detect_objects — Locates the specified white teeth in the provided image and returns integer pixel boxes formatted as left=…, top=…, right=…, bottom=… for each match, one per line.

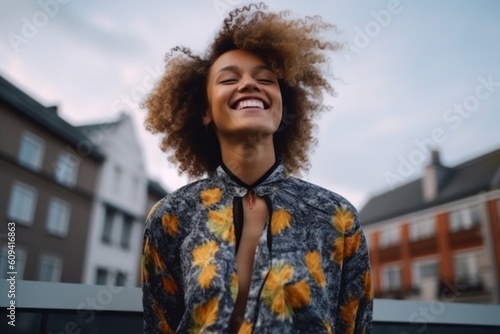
left=236, top=99, right=265, bottom=110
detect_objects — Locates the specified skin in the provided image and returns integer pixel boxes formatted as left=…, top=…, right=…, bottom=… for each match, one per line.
left=204, top=49, right=283, bottom=185
left=204, top=49, right=283, bottom=332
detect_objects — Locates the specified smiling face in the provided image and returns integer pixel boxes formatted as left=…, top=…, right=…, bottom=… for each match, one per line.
left=205, top=49, right=283, bottom=141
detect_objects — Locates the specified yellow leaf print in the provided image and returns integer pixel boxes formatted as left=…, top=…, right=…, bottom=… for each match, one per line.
left=190, top=297, right=219, bottom=334
left=270, top=289, right=287, bottom=316
left=261, top=261, right=311, bottom=320
left=324, top=321, right=333, bottom=334
left=162, top=276, right=177, bottom=295
left=144, top=242, right=166, bottom=272
left=332, top=206, right=354, bottom=235
left=200, top=188, right=223, bottom=207
left=285, top=279, right=310, bottom=308
left=340, top=296, right=360, bottom=334
left=162, top=213, right=179, bottom=237
left=153, top=301, right=174, bottom=334
left=208, top=206, right=235, bottom=244
left=344, top=231, right=361, bottom=259
left=192, top=241, right=219, bottom=289
left=363, top=270, right=373, bottom=300
left=305, top=251, right=326, bottom=287
left=238, top=320, right=253, bottom=334
left=331, top=231, right=361, bottom=264
left=230, top=272, right=239, bottom=302
left=271, top=208, right=292, bottom=235
left=192, top=241, right=219, bottom=267
left=198, top=264, right=217, bottom=289
left=331, top=237, right=344, bottom=265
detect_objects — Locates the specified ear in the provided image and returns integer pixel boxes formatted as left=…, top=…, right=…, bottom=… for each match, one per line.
left=202, top=110, right=212, bottom=125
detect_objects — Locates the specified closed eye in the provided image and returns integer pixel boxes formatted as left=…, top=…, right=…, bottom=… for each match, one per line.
left=219, top=79, right=238, bottom=84
left=257, top=79, right=275, bottom=84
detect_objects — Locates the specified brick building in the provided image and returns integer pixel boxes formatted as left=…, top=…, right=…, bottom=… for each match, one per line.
left=0, top=75, right=104, bottom=283
left=360, top=149, right=500, bottom=304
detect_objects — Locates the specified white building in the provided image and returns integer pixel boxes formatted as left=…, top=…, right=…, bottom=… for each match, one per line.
left=79, top=113, right=147, bottom=287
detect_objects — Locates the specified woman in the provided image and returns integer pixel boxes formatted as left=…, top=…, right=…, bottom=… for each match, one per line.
left=142, top=3, right=372, bottom=333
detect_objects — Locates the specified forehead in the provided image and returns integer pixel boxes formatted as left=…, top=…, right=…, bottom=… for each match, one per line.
left=209, top=49, right=270, bottom=75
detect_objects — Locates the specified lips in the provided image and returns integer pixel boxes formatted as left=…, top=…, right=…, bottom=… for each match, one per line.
left=230, top=97, right=270, bottom=110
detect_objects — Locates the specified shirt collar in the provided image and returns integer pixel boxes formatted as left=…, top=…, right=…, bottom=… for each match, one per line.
left=216, top=160, right=286, bottom=197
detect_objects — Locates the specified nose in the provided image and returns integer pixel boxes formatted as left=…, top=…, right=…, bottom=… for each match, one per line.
left=237, top=75, right=261, bottom=92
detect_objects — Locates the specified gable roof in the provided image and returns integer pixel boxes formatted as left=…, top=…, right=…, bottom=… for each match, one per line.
left=0, top=75, right=105, bottom=162
left=360, top=148, right=500, bottom=226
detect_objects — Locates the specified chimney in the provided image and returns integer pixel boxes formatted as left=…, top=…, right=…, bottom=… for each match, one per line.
left=47, top=105, right=58, bottom=116
left=423, top=150, right=450, bottom=202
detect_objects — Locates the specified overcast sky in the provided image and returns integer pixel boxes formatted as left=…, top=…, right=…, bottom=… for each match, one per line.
left=1, top=0, right=499, bottom=209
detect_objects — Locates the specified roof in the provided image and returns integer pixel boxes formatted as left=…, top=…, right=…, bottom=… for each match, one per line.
left=0, top=75, right=105, bottom=162
left=360, top=148, right=500, bottom=225
left=148, top=179, right=169, bottom=198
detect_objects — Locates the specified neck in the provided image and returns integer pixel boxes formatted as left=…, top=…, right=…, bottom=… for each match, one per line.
left=218, top=135, right=276, bottom=185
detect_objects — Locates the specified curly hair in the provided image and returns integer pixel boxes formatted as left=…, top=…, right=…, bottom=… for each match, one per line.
left=143, top=2, right=341, bottom=178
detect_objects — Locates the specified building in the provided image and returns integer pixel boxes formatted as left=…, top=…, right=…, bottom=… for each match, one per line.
left=0, top=75, right=104, bottom=283
left=360, top=149, right=500, bottom=304
left=78, top=113, right=150, bottom=287
left=1, top=76, right=169, bottom=288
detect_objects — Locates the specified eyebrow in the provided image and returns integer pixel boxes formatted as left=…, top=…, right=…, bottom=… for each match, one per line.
left=217, top=64, right=273, bottom=74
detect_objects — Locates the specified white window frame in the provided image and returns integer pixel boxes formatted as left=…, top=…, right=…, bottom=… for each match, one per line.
left=7, top=182, right=37, bottom=226
left=46, top=198, right=71, bottom=237
left=412, top=258, right=439, bottom=288
left=18, top=131, right=45, bottom=170
left=0, top=246, right=27, bottom=280
left=449, top=205, right=482, bottom=232
left=379, top=226, right=400, bottom=248
left=382, top=264, right=401, bottom=291
left=37, top=254, right=63, bottom=282
left=54, top=151, right=79, bottom=186
left=409, top=217, right=435, bottom=241
left=454, top=250, right=481, bottom=286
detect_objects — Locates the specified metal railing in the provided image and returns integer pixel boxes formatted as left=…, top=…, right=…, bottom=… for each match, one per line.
left=1, top=280, right=500, bottom=333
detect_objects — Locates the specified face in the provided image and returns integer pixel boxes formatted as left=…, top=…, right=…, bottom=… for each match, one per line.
left=205, top=49, right=282, bottom=140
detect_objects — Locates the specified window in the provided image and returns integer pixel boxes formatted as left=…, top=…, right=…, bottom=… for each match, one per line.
left=113, top=165, right=122, bottom=191
left=54, top=151, right=79, bottom=186
left=379, top=226, right=400, bottom=248
left=410, top=217, right=435, bottom=241
left=115, top=271, right=127, bottom=287
left=37, top=255, right=62, bottom=282
left=121, top=215, right=134, bottom=249
left=95, top=268, right=108, bottom=285
left=412, top=259, right=439, bottom=288
left=18, top=131, right=44, bottom=170
left=7, top=182, right=37, bottom=225
left=0, top=246, right=27, bottom=280
left=46, top=198, right=71, bottom=237
left=450, top=205, right=482, bottom=232
left=382, top=265, right=401, bottom=291
left=102, top=206, right=115, bottom=244
left=454, top=251, right=481, bottom=286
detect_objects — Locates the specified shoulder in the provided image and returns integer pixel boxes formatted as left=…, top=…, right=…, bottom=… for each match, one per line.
left=144, top=177, right=214, bottom=233
left=284, top=176, right=359, bottom=215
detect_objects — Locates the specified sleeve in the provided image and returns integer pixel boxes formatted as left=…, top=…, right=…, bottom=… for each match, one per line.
left=142, top=198, right=185, bottom=334
left=335, top=205, right=373, bottom=334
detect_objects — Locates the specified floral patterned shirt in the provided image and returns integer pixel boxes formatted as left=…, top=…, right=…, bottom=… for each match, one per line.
left=142, top=161, right=372, bottom=333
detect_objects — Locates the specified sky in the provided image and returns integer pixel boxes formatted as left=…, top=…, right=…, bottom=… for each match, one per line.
left=1, top=0, right=499, bottom=210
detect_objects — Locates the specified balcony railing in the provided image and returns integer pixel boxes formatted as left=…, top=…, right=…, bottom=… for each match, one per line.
left=1, top=280, right=499, bottom=333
